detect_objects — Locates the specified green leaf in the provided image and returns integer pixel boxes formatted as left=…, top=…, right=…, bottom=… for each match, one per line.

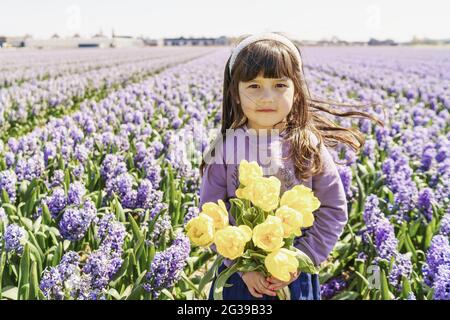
left=426, top=288, right=434, bottom=300
left=161, top=288, right=175, bottom=300
left=64, top=169, right=71, bottom=192
left=213, top=263, right=240, bottom=300
left=63, top=240, right=71, bottom=251
left=408, top=219, right=421, bottom=238
left=401, top=275, right=412, bottom=299
left=96, top=190, right=103, bottom=209
left=19, top=284, right=30, bottom=301
left=134, top=270, right=147, bottom=287
left=42, top=203, right=52, bottom=225
left=18, top=244, right=30, bottom=300
left=134, top=236, right=145, bottom=261
left=24, top=189, right=37, bottom=218
left=49, top=227, right=61, bottom=237
left=198, top=256, right=223, bottom=293
left=2, top=203, right=17, bottom=215
left=180, top=271, right=203, bottom=297
left=381, top=186, right=394, bottom=203
left=147, top=243, right=155, bottom=265
left=357, top=163, right=368, bottom=176
left=331, top=291, right=359, bottom=300
left=19, top=217, right=33, bottom=231
left=120, top=285, right=133, bottom=300
left=229, top=198, right=242, bottom=223
left=404, top=233, right=417, bottom=261
left=126, top=285, right=144, bottom=300
left=52, top=242, right=63, bottom=266
left=108, top=288, right=122, bottom=300
left=333, top=241, right=351, bottom=257
left=114, top=198, right=126, bottom=223
left=2, top=286, right=18, bottom=300
left=1, top=189, right=11, bottom=204
left=354, top=173, right=365, bottom=212
left=33, top=216, right=42, bottom=233
left=29, top=261, right=40, bottom=300
left=354, top=271, right=371, bottom=289
left=0, top=251, right=6, bottom=298
left=291, top=247, right=318, bottom=274
left=378, top=261, right=394, bottom=300
left=128, top=212, right=142, bottom=240
left=254, top=207, right=266, bottom=225
left=423, top=223, right=434, bottom=249
left=27, top=240, right=44, bottom=275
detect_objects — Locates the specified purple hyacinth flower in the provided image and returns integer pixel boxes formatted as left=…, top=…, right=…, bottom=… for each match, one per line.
left=4, top=224, right=26, bottom=254
left=59, top=199, right=97, bottom=241
left=68, top=181, right=87, bottom=206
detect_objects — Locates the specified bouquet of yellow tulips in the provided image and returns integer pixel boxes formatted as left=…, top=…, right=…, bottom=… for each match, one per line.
left=185, top=160, right=321, bottom=300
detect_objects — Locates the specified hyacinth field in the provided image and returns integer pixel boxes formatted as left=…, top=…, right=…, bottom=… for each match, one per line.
left=0, top=46, right=449, bottom=300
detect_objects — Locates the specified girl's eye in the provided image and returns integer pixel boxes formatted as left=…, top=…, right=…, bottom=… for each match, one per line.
left=248, top=84, right=259, bottom=89
left=276, top=84, right=287, bottom=88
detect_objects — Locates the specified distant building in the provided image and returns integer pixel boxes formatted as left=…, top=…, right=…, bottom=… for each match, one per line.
left=25, top=37, right=111, bottom=49
left=295, top=40, right=318, bottom=46
left=409, top=36, right=450, bottom=46
left=352, top=41, right=368, bottom=46
left=368, top=38, right=398, bottom=46
left=163, top=36, right=228, bottom=46
left=111, top=35, right=144, bottom=48
left=142, top=38, right=158, bottom=46
left=22, top=35, right=144, bottom=49
left=4, top=36, right=27, bottom=47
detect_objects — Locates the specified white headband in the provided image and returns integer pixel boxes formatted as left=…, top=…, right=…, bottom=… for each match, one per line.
left=229, top=32, right=302, bottom=76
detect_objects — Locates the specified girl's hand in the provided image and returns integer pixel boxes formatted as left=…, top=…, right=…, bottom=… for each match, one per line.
left=242, top=271, right=277, bottom=298
left=266, top=271, right=300, bottom=291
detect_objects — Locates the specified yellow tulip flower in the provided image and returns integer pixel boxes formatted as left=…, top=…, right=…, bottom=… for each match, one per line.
left=238, top=159, right=263, bottom=186
left=201, top=199, right=229, bottom=230
left=185, top=214, right=215, bottom=247
left=275, top=205, right=303, bottom=238
left=252, top=216, right=284, bottom=252
left=265, top=248, right=299, bottom=282
left=235, top=176, right=281, bottom=212
left=280, top=185, right=321, bottom=227
left=214, top=225, right=253, bottom=260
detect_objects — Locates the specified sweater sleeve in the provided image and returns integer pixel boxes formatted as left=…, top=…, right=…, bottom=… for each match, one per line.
left=199, top=163, right=243, bottom=277
left=199, top=163, right=228, bottom=207
left=294, top=142, right=349, bottom=266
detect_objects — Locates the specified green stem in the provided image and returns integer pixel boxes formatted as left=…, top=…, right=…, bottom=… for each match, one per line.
left=213, top=263, right=240, bottom=300
left=250, top=253, right=266, bottom=260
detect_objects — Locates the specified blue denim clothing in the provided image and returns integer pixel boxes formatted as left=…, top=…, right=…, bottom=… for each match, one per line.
left=208, top=263, right=321, bottom=300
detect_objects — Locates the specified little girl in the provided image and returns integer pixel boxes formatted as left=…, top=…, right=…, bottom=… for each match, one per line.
left=199, top=32, right=383, bottom=300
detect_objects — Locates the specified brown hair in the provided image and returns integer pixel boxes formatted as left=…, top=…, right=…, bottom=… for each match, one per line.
left=200, top=33, right=384, bottom=181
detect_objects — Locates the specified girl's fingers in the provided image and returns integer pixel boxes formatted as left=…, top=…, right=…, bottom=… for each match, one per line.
left=260, top=278, right=271, bottom=288
left=269, top=280, right=289, bottom=290
left=266, top=276, right=283, bottom=284
left=268, top=283, right=285, bottom=291
left=250, top=287, right=263, bottom=298
left=257, top=284, right=277, bottom=297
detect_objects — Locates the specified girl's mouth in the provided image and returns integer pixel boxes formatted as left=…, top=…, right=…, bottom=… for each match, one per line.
left=256, top=109, right=276, bottom=112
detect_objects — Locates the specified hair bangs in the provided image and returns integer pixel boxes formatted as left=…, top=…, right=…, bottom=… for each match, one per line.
left=233, top=41, right=298, bottom=83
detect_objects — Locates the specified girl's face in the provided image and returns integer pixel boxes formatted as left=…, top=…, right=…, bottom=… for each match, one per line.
left=238, top=72, right=295, bottom=131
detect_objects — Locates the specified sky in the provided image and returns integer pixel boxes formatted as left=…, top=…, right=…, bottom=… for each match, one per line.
left=0, top=0, right=449, bottom=42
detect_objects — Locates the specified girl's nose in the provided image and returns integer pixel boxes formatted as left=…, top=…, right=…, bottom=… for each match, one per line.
left=259, top=89, right=275, bottom=103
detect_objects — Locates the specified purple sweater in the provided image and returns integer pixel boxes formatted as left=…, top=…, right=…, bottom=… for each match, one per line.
left=199, top=124, right=348, bottom=271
